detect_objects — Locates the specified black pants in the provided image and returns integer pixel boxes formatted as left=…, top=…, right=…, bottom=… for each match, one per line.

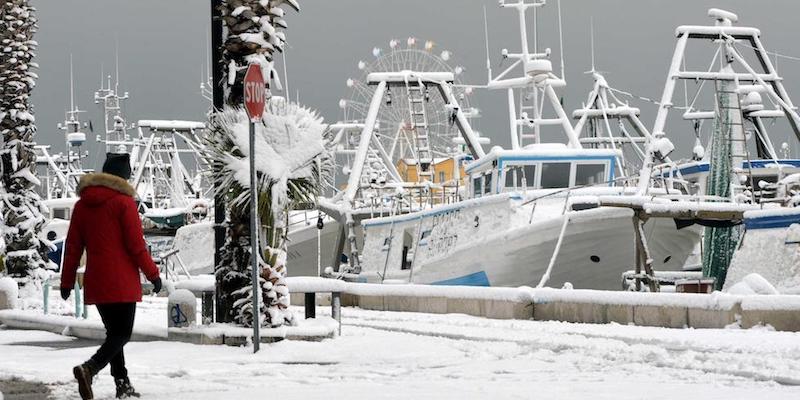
left=90, top=303, right=136, bottom=379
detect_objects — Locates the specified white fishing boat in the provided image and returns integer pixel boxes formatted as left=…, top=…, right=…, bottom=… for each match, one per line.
left=650, top=9, right=800, bottom=203
left=635, top=8, right=800, bottom=287
left=358, top=147, right=700, bottom=289
left=334, top=0, right=701, bottom=289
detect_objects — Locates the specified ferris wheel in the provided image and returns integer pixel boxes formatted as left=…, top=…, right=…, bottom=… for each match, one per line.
left=338, top=38, right=477, bottom=167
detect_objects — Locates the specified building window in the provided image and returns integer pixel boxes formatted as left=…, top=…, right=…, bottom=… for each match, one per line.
left=473, top=177, right=482, bottom=197
left=439, top=171, right=446, bottom=183
left=484, top=173, right=493, bottom=194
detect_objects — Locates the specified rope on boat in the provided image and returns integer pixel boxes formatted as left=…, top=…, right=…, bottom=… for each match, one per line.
left=536, top=214, right=570, bottom=289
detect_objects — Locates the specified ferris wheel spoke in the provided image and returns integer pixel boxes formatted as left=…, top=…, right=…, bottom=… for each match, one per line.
left=346, top=103, right=369, bottom=117
left=352, top=81, right=376, bottom=100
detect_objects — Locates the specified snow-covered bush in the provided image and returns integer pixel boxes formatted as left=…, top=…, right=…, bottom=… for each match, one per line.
left=204, top=99, right=332, bottom=327
left=0, top=1, right=50, bottom=279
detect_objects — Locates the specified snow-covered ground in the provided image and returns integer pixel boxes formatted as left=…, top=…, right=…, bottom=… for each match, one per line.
left=2, top=297, right=800, bottom=399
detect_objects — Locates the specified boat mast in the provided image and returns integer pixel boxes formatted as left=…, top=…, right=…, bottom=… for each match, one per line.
left=62, top=54, right=87, bottom=178
left=490, top=1, right=580, bottom=149
left=94, top=44, right=131, bottom=154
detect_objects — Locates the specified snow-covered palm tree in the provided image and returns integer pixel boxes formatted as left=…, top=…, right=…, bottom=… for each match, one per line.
left=0, top=0, right=49, bottom=278
left=206, top=99, right=332, bottom=327
left=212, top=0, right=306, bottom=326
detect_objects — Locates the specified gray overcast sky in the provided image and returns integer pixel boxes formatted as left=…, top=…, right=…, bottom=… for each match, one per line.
left=32, top=0, right=800, bottom=169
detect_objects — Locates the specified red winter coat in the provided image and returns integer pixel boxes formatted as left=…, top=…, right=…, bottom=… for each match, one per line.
left=60, top=173, right=159, bottom=304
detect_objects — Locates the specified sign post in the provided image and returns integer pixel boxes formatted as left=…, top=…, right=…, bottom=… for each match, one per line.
left=243, top=63, right=266, bottom=353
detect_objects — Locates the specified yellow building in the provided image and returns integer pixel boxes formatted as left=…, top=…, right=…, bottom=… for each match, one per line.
left=396, top=157, right=467, bottom=185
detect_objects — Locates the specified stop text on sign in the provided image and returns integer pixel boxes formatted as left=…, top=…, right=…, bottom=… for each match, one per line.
left=243, top=63, right=266, bottom=122
left=244, top=81, right=265, bottom=106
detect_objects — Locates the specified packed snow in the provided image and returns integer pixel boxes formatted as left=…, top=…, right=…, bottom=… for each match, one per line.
left=727, top=273, right=780, bottom=296
left=1, top=302, right=800, bottom=399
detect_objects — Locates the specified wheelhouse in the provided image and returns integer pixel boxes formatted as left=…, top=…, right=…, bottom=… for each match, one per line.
left=465, top=144, right=620, bottom=197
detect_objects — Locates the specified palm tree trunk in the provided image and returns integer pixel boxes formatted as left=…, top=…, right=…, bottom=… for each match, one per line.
left=212, top=0, right=298, bottom=326
left=0, top=0, right=49, bottom=278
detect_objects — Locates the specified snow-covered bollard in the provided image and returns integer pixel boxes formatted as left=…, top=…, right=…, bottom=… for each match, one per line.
left=168, top=289, right=196, bottom=328
left=0, top=277, right=19, bottom=310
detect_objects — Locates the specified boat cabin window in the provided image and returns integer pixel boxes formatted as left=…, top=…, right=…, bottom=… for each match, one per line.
left=523, top=165, right=537, bottom=188
left=488, top=158, right=613, bottom=193
left=52, top=207, right=71, bottom=220
left=504, top=166, right=523, bottom=189
left=504, top=167, right=515, bottom=188
left=540, top=162, right=571, bottom=189
left=575, top=163, right=606, bottom=186
left=473, top=177, right=482, bottom=197
left=504, top=165, right=536, bottom=189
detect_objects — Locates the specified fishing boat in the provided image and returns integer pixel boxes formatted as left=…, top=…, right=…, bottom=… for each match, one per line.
left=333, top=0, right=701, bottom=289
left=651, top=9, right=800, bottom=203
left=36, top=59, right=214, bottom=274
left=638, top=8, right=800, bottom=288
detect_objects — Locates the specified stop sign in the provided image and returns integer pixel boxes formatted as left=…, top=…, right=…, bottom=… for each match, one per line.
left=243, top=64, right=266, bottom=122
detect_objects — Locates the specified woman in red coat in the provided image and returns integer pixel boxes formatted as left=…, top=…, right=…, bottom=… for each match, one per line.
left=61, top=153, right=162, bottom=399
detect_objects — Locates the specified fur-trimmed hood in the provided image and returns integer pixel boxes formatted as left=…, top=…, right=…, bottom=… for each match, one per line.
left=77, top=173, right=136, bottom=199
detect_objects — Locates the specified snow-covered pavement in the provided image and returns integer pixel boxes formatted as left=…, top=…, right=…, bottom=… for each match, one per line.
left=2, top=304, right=800, bottom=399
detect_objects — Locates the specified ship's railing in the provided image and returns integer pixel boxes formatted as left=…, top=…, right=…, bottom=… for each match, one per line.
left=350, top=181, right=462, bottom=217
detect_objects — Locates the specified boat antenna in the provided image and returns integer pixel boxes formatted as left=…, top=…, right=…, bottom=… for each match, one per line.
left=203, top=28, right=211, bottom=82
left=100, top=63, right=104, bottom=90
left=282, top=46, right=290, bottom=96
left=589, top=17, right=596, bottom=73
left=557, top=0, right=566, bottom=80
left=115, top=37, right=120, bottom=93
left=69, top=53, right=75, bottom=111
left=532, top=2, right=537, bottom=53
left=483, top=5, right=492, bottom=82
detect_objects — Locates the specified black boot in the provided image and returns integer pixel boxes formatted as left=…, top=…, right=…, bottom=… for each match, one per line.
left=115, top=376, right=141, bottom=399
left=73, top=362, right=97, bottom=400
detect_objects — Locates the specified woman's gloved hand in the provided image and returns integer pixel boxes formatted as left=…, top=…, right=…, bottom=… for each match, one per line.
left=151, top=277, right=162, bottom=294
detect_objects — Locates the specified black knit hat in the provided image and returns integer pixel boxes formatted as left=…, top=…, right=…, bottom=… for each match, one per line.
left=102, top=153, right=132, bottom=180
